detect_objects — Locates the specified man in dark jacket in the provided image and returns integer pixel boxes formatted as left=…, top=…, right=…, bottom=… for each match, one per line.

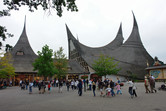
left=78, top=79, right=82, bottom=96
left=110, top=79, right=115, bottom=96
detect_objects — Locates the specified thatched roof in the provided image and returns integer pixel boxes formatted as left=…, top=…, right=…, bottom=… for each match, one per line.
left=10, top=17, right=88, bottom=75
left=66, top=12, right=154, bottom=79
left=68, top=59, right=89, bottom=74
left=11, top=17, right=38, bottom=73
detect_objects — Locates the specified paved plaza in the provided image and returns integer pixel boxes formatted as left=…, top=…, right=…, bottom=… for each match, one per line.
left=0, top=82, right=166, bottom=111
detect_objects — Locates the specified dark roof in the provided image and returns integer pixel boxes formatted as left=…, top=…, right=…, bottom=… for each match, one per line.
left=66, top=12, right=154, bottom=79
left=66, top=23, right=124, bottom=63
left=11, top=17, right=38, bottom=73
left=68, top=59, right=89, bottom=74
left=10, top=18, right=88, bottom=74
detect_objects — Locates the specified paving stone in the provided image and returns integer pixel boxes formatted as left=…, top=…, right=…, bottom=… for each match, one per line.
left=0, top=82, right=166, bottom=111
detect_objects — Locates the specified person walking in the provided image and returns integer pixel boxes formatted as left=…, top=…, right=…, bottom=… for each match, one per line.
left=59, top=80, right=63, bottom=93
left=115, top=83, right=122, bottom=95
left=110, top=79, right=116, bottom=96
left=92, top=81, right=96, bottom=96
left=38, top=81, right=42, bottom=94
left=127, top=79, right=133, bottom=98
left=75, top=80, right=78, bottom=90
left=56, top=79, right=59, bottom=87
left=144, top=76, right=151, bottom=93
left=29, top=81, right=33, bottom=94
left=132, top=81, right=137, bottom=97
left=48, top=82, right=51, bottom=94
left=41, top=80, right=45, bottom=94
left=78, top=79, right=83, bottom=96
left=89, top=79, right=92, bottom=91
left=66, top=80, right=70, bottom=91
left=25, top=80, right=29, bottom=90
left=149, top=75, right=157, bottom=93
left=71, top=80, right=74, bottom=90
left=99, top=80, right=104, bottom=97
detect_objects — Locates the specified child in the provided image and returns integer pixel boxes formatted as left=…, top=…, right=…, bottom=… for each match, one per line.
left=105, top=87, right=112, bottom=97
left=48, top=82, right=51, bottom=94
left=115, top=83, right=122, bottom=95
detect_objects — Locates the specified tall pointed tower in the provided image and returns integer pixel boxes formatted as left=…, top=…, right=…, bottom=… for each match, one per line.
left=11, top=16, right=38, bottom=76
left=109, top=12, right=154, bottom=78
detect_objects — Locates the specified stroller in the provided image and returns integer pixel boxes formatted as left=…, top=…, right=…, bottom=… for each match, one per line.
left=158, top=84, right=166, bottom=91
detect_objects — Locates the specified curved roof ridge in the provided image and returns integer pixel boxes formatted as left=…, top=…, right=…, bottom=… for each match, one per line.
left=65, top=24, right=77, bottom=41
left=66, top=24, right=123, bottom=50
left=11, top=16, right=37, bottom=56
left=66, top=24, right=105, bottom=49
left=122, top=12, right=143, bottom=48
left=105, top=23, right=124, bottom=49
left=132, top=11, right=138, bottom=27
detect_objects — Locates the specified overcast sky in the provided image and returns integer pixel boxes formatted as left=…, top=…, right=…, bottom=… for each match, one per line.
left=0, top=0, right=166, bottom=63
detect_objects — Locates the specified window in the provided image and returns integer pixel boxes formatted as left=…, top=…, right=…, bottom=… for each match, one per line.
left=16, top=51, right=24, bottom=55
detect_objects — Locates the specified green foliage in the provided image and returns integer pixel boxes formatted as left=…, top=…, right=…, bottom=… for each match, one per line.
left=0, top=26, right=13, bottom=49
left=54, top=47, right=68, bottom=78
left=33, top=45, right=55, bottom=78
left=1, top=0, right=78, bottom=49
left=0, top=52, right=15, bottom=78
left=3, top=0, right=78, bottom=17
left=92, top=54, right=120, bottom=77
left=0, top=8, right=13, bottom=49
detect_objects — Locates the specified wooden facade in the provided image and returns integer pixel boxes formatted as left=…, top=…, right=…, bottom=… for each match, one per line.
left=146, top=65, right=166, bottom=80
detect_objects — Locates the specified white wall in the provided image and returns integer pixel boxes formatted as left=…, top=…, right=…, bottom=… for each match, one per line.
left=102, top=75, right=127, bottom=82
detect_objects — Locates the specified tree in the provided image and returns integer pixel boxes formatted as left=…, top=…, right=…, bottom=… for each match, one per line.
left=92, top=54, right=120, bottom=78
left=0, top=52, right=15, bottom=78
left=0, top=10, right=13, bottom=50
left=53, top=47, right=68, bottom=79
left=3, top=0, right=78, bottom=17
left=1, top=0, right=78, bottom=49
left=33, top=45, right=55, bottom=79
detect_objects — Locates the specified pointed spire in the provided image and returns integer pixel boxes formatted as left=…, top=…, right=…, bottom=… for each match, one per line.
left=24, top=15, right=26, bottom=30
left=117, top=22, right=123, bottom=35
left=105, top=23, right=124, bottom=49
left=65, top=24, right=77, bottom=41
left=76, top=34, right=79, bottom=42
left=18, top=15, right=29, bottom=44
left=11, top=16, right=37, bottom=56
left=114, top=23, right=124, bottom=41
left=123, top=12, right=143, bottom=47
left=132, top=11, right=138, bottom=28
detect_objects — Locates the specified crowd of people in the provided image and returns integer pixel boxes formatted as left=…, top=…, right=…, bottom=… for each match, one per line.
left=17, top=75, right=159, bottom=99
left=18, top=78, right=125, bottom=97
